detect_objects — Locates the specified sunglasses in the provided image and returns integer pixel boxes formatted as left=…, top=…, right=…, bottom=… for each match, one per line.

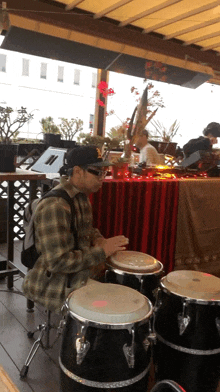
left=86, top=167, right=108, bottom=178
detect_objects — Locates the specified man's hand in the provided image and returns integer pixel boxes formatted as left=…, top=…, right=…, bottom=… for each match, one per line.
left=101, top=235, right=129, bottom=258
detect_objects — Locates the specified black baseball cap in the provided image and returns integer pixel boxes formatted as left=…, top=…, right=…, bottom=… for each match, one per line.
left=66, top=145, right=111, bottom=168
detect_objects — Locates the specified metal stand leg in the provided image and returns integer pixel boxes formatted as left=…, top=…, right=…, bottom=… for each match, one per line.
left=20, top=311, right=65, bottom=379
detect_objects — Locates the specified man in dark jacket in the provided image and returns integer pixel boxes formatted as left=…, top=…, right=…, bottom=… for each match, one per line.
left=183, top=122, right=220, bottom=158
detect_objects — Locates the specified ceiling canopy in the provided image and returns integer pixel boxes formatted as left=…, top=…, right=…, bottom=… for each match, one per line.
left=2, top=0, right=220, bottom=86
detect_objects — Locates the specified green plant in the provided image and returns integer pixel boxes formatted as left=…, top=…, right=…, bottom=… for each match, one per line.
left=40, top=116, right=60, bottom=134
left=150, top=119, right=180, bottom=142
left=0, top=106, right=34, bottom=144
left=59, top=117, right=83, bottom=140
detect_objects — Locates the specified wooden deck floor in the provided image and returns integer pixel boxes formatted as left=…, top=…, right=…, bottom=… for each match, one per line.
left=0, top=241, right=62, bottom=392
left=0, top=241, right=220, bottom=392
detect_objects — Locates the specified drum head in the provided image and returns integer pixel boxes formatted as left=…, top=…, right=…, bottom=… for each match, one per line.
left=110, top=251, right=161, bottom=273
left=162, top=270, right=220, bottom=301
left=67, top=281, right=152, bottom=326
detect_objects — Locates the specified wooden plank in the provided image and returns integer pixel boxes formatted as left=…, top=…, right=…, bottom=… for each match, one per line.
left=0, top=365, right=20, bottom=392
left=0, top=346, right=32, bottom=392
left=0, top=302, right=60, bottom=392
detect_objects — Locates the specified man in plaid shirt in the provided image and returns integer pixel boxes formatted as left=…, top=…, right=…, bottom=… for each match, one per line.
left=22, top=146, right=129, bottom=312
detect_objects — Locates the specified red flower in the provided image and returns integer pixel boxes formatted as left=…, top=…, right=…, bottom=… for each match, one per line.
left=107, top=88, right=115, bottom=95
left=146, top=61, right=153, bottom=68
left=98, top=81, right=108, bottom=93
left=97, top=99, right=105, bottom=107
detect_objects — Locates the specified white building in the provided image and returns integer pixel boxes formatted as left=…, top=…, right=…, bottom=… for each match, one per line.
left=0, top=47, right=98, bottom=140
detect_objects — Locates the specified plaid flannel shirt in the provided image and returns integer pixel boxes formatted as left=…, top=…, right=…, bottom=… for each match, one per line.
left=22, top=178, right=106, bottom=312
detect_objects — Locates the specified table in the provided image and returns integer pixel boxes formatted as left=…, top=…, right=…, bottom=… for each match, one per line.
left=0, top=169, right=46, bottom=289
left=90, top=178, right=179, bottom=274
left=90, top=178, right=220, bottom=277
left=175, top=178, right=220, bottom=277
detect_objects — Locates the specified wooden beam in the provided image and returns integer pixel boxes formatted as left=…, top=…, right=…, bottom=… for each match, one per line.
left=164, top=16, right=220, bottom=40
left=119, top=0, right=181, bottom=27
left=4, top=0, right=220, bottom=72
left=65, top=0, right=84, bottom=11
left=142, top=0, right=220, bottom=34
left=93, top=69, right=109, bottom=137
left=201, top=40, right=220, bottom=51
left=94, top=0, right=133, bottom=20
left=183, top=30, right=220, bottom=46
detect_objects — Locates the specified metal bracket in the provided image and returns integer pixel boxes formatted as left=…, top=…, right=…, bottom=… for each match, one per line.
left=216, top=318, right=220, bottom=337
left=123, top=327, right=135, bottom=368
left=178, top=300, right=190, bottom=335
left=75, top=322, right=90, bottom=365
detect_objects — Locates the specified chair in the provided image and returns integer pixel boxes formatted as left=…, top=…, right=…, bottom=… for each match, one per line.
left=151, top=379, right=186, bottom=392
left=20, top=309, right=65, bottom=379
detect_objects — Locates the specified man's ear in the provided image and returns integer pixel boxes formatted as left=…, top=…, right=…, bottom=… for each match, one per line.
left=73, top=166, right=83, bottom=176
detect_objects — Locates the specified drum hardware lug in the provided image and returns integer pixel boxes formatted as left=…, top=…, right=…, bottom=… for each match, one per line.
left=57, top=318, right=66, bottom=336
left=147, top=333, right=157, bottom=345
left=123, top=327, right=135, bottom=368
left=75, top=322, right=90, bottom=365
left=216, top=318, right=220, bottom=336
left=140, top=277, right=144, bottom=293
left=75, top=338, right=90, bottom=365
left=154, top=288, right=162, bottom=311
left=178, top=301, right=190, bottom=335
left=61, top=303, right=68, bottom=317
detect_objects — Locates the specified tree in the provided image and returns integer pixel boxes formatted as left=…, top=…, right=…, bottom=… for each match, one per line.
left=59, top=117, right=83, bottom=141
left=0, top=106, right=34, bottom=144
left=40, top=116, right=60, bottom=134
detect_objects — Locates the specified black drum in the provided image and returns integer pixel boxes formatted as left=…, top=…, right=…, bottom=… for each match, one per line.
left=154, top=270, right=220, bottom=392
left=60, top=280, right=153, bottom=392
left=105, top=251, right=163, bottom=304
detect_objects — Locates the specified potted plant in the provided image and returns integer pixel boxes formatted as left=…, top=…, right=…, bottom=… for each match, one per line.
left=59, top=117, right=83, bottom=148
left=0, top=106, right=34, bottom=172
left=150, top=119, right=181, bottom=156
left=40, top=116, right=61, bottom=147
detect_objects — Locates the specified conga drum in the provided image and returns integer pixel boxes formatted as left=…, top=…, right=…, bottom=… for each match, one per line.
left=59, top=280, right=153, bottom=392
left=153, top=270, right=220, bottom=392
left=105, top=251, right=163, bottom=304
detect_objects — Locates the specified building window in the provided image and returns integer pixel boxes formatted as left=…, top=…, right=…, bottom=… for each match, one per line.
left=0, top=54, right=6, bottom=72
left=74, top=69, right=80, bottom=85
left=89, top=114, right=94, bottom=129
left=22, top=58, right=29, bottom=76
left=58, top=66, right=64, bottom=82
left=92, top=72, right=97, bottom=88
left=40, top=62, right=47, bottom=79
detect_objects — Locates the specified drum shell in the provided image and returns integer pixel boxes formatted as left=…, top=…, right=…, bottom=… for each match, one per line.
left=105, top=262, right=163, bottom=304
left=154, top=287, right=220, bottom=350
left=154, top=286, right=220, bottom=392
left=60, top=314, right=152, bottom=392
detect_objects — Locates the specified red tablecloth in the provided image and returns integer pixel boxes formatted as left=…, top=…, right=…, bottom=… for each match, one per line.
left=90, top=179, right=179, bottom=273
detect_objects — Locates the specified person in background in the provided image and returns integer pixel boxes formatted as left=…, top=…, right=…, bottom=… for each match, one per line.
left=22, top=146, right=129, bottom=313
left=183, top=122, right=220, bottom=158
left=135, top=129, right=162, bottom=166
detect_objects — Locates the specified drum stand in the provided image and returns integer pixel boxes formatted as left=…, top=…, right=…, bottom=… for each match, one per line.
left=151, top=379, right=186, bottom=391
left=20, top=310, right=66, bottom=379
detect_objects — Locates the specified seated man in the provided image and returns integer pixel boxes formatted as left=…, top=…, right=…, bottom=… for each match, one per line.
left=183, top=122, right=220, bottom=158
left=135, top=129, right=161, bottom=166
left=22, top=145, right=129, bottom=313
